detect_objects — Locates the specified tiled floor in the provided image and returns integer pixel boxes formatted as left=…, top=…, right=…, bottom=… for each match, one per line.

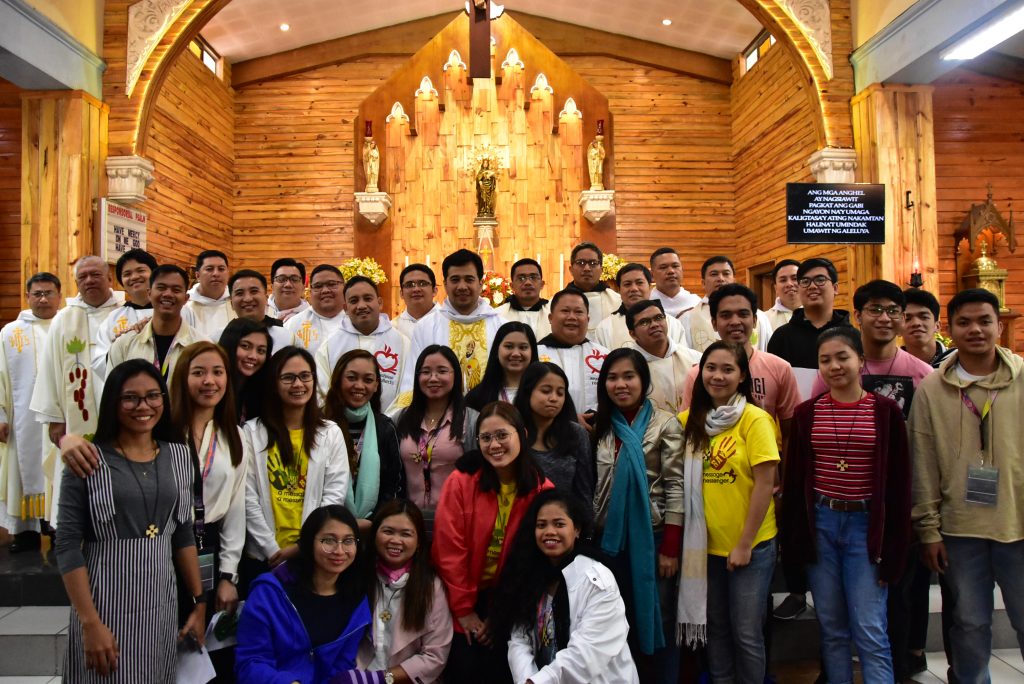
left=773, top=650, right=1024, bottom=683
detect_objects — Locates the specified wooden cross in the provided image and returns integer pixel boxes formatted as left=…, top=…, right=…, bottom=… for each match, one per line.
left=469, top=0, right=491, bottom=79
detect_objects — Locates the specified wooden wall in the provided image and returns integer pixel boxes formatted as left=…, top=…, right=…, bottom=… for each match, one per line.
left=933, top=69, right=1024, bottom=352
left=0, top=79, right=21, bottom=323
left=139, top=49, right=234, bottom=268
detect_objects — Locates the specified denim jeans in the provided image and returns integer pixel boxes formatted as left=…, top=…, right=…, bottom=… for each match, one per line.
left=706, top=538, right=776, bottom=684
left=943, top=535, right=1024, bottom=684
left=806, top=505, right=892, bottom=684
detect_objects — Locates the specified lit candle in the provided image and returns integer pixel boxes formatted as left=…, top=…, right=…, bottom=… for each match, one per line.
left=559, top=253, right=564, bottom=289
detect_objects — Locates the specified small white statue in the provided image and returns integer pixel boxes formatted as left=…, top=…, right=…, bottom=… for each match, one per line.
left=363, top=138, right=380, bottom=193
left=587, top=135, right=606, bottom=191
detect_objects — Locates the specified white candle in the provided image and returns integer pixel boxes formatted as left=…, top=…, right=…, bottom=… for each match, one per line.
left=535, top=253, right=540, bottom=264
left=559, top=253, right=565, bottom=289
left=426, top=255, right=431, bottom=268
left=513, top=252, right=519, bottom=263
left=404, top=256, right=410, bottom=268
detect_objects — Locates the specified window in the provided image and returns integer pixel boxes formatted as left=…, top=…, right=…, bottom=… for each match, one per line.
left=741, top=30, right=775, bottom=76
left=190, top=36, right=222, bottom=79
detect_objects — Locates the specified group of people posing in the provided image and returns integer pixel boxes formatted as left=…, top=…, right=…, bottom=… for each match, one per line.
left=0, top=242, right=1020, bottom=684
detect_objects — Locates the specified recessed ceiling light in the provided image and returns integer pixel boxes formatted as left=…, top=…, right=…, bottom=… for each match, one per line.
left=662, top=18, right=672, bottom=26
left=279, top=23, right=290, bottom=31
left=941, top=5, right=1024, bottom=60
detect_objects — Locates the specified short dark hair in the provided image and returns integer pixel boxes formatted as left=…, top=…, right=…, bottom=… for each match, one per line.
left=624, top=299, right=664, bottom=331
left=292, top=505, right=363, bottom=597
left=510, top=258, right=543, bottom=280
left=771, top=259, right=801, bottom=281
left=271, top=258, right=306, bottom=282
left=649, top=247, right=678, bottom=267
left=817, top=326, right=864, bottom=356
left=550, top=287, right=589, bottom=312
left=343, top=275, right=378, bottom=296
left=709, top=283, right=758, bottom=319
left=442, top=249, right=484, bottom=279
left=149, top=264, right=189, bottom=287
left=853, top=279, right=905, bottom=311
left=903, top=288, right=941, bottom=320
left=195, top=249, right=228, bottom=271
left=26, top=272, right=61, bottom=292
left=400, top=263, right=436, bottom=287
left=310, top=264, right=344, bottom=282
left=228, top=269, right=267, bottom=292
left=797, top=257, right=838, bottom=282
left=947, top=288, right=1000, bottom=322
left=115, top=249, right=158, bottom=284
left=616, top=263, right=652, bottom=287
left=571, top=242, right=602, bottom=262
left=701, top=256, right=734, bottom=278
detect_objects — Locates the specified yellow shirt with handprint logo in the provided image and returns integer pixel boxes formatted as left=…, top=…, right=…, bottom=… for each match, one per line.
left=267, top=429, right=309, bottom=548
left=680, top=404, right=779, bottom=556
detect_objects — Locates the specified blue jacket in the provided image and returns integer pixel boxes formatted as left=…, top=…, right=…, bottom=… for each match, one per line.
left=236, top=564, right=372, bottom=684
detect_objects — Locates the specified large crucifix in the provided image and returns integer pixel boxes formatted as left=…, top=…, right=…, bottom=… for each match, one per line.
left=469, top=0, right=491, bottom=79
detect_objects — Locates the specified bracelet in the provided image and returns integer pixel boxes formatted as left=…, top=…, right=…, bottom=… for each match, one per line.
left=191, top=592, right=207, bottom=606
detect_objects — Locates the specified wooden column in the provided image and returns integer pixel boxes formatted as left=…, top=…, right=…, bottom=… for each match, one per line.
left=851, top=84, right=939, bottom=293
left=21, top=91, right=109, bottom=301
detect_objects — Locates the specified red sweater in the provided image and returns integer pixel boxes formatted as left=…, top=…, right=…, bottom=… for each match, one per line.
left=432, top=468, right=553, bottom=629
left=779, top=393, right=912, bottom=583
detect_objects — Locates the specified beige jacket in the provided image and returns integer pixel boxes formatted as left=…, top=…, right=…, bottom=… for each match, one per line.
left=909, top=346, right=1024, bottom=544
left=593, top=407, right=685, bottom=530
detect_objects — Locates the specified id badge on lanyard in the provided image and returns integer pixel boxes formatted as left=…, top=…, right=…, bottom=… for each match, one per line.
left=198, top=552, right=216, bottom=592
left=961, top=388, right=999, bottom=506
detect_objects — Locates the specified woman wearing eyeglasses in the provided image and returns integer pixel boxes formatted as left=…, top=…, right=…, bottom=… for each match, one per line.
left=242, top=346, right=349, bottom=589
left=465, top=322, right=538, bottom=411
left=235, top=504, right=372, bottom=683
left=433, top=401, right=553, bottom=682
left=395, top=346, right=477, bottom=525
left=56, top=359, right=204, bottom=682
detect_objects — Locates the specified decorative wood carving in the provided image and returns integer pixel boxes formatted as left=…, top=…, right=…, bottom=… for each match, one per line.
left=126, top=0, right=191, bottom=97
left=778, top=0, right=834, bottom=79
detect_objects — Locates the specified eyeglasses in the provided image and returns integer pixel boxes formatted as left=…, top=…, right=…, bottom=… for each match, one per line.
left=317, top=536, right=357, bottom=552
left=418, top=368, right=453, bottom=379
left=401, top=280, right=432, bottom=290
left=634, top=313, right=666, bottom=329
left=514, top=274, right=541, bottom=283
left=28, top=290, right=57, bottom=299
left=273, top=275, right=303, bottom=285
left=311, top=280, right=343, bottom=291
left=572, top=259, right=601, bottom=269
left=279, top=371, right=314, bottom=384
left=862, top=305, right=903, bottom=318
left=798, top=275, right=834, bottom=288
left=478, top=430, right=515, bottom=445
left=119, top=391, right=165, bottom=409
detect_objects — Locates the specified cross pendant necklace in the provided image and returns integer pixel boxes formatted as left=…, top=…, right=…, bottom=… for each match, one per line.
left=837, top=459, right=849, bottom=472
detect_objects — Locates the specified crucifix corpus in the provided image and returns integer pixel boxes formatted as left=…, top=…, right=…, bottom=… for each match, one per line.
left=470, top=0, right=491, bottom=79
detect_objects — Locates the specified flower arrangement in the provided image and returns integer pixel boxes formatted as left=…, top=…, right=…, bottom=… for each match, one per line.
left=339, top=257, right=388, bottom=285
left=601, top=253, right=628, bottom=283
left=481, top=271, right=513, bottom=307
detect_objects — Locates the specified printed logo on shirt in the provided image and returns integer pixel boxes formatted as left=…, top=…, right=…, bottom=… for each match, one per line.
left=375, top=344, right=399, bottom=374
left=7, top=327, right=29, bottom=354
left=585, top=349, right=606, bottom=374
left=863, top=374, right=914, bottom=418
left=703, top=436, right=739, bottom=485
left=295, top=321, right=318, bottom=349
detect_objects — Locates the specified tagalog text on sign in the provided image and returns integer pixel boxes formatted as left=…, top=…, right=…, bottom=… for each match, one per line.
left=786, top=183, right=885, bottom=244
left=98, top=198, right=148, bottom=263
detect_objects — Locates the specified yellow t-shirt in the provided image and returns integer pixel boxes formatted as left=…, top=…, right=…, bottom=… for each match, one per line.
left=267, top=429, right=309, bottom=548
left=680, top=404, right=780, bottom=557
left=482, top=481, right=517, bottom=582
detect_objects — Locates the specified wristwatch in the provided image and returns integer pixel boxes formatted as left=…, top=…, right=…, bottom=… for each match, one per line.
left=384, top=671, right=395, bottom=684
left=218, top=571, right=237, bottom=584
left=191, top=592, right=207, bottom=606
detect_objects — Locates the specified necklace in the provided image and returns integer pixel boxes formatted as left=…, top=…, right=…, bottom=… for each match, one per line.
left=377, top=576, right=402, bottom=623
left=828, top=391, right=864, bottom=472
left=862, top=349, right=899, bottom=380
left=121, top=447, right=162, bottom=538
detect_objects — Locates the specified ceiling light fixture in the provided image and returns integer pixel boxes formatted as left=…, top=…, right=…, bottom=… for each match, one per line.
left=941, top=5, right=1024, bottom=60
left=279, top=23, right=290, bottom=32
left=662, top=19, right=673, bottom=26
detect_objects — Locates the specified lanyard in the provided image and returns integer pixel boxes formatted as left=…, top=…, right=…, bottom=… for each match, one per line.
left=416, top=428, right=441, bottom=503
left=960, top=388, right=997, bottom=452
left=153, top=334, right=176, bottom=378
left=201, top=430, right=218, bottom=482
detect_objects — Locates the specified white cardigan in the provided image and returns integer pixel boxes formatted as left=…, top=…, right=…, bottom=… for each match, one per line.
left=507, top=555, right=639, bottom=684
left=197, top=422, right=249, bottom=576
left=242, top=418, right=349, bottom=559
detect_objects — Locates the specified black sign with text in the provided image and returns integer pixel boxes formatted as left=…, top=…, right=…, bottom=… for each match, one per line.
left=786, top=183, right=885, bottom=244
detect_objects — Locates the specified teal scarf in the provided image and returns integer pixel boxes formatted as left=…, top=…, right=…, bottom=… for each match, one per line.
left=601, top=399, right=665, bottom=654
left=345, top=404, right=380, bottom=519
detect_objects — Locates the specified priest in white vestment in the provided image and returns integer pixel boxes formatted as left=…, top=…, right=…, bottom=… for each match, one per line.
left=649, top=247, right=701, bottom=318
left=210, top=269, right=294, bottom=352
left=494, top=258, right=551, bottom=340
left=622, top=300, right=696, bottom=414
left=95, top=249, right=157, bottom=379
left=765, top=259, right=801, bottom=331
left=393, top=263, right=439, bottom=338
left=267, top=257, right=310, bottom=322
left=537, top=289, right=609, bottom=413
left=182, top=249, right=236, bottom=338
left=595, top=263, right=689, bottom=350
left=566, top=242, right=621, bottom=335
left=286, top=264, right=347, bottom=355
left=681, top=256, right=773, bottom=352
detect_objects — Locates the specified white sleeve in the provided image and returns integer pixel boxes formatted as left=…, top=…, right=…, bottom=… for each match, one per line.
left=0, top=330, right=10, bottom=423
left=508, top=627, right=541, bottom=684
left=29, top=319, right=62, bottom=423
left=318, top=423, right=350, bottom=507
left=242, top=424, right=279, bottom=559
left=314, top=338, right=333, bottom=407
left=218, top=428, right=249, bottom=576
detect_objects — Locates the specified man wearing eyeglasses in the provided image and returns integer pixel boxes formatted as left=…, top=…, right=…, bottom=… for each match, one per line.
left=623, top=299, right=695, bottom=414
left=0, top=273, right=61, bottom=552
left=107, top=264, right=209, bottom=383
left=567, top=242, right=621, bottom=335
left=680, top=255, right=775, bottom=354
left=96, top=249, right=158, bottom=373
left=495, top=258, right=551, bottom=339
left=267, top=258, right=309, bottom=322
left=767, top=257, right=854, bottom=403
left=182, top=249, right=236, bottom=338
left=285, top=264, right=349, bottom=354
left=393, top=263, right=439, bottom=338
left=595, top=263, right=689, bottom=350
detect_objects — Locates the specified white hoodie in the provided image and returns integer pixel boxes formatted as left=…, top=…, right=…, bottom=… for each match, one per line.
left=182, top=283, right=235, bottom=339
left=651, top=286, right=701, bottom=318
left=315, top=314, right=409, bottom=411
left=285, top=307, right=346, bottom=355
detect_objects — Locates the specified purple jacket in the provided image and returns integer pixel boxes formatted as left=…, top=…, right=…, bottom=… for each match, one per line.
left=779, top=393, right=912, bottom=583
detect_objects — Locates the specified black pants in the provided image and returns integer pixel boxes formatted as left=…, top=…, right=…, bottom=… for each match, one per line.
left=443, top=588, right=513, bottom=684
left=887, top=552, right=932, bottom=679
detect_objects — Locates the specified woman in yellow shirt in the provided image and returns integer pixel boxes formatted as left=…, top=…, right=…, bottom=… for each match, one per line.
left=678, top=341, right=779, bottom=684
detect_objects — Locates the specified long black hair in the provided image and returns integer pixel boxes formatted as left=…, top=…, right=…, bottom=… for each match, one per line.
left=218, top=318, right=273, bottom=423
left=490, top=490, right=596, bottom=642
left=261, top=346, right=327, bottom=468
left=455, top=401, right=545, bottom=495
left=324, top=349, right=383, bottom=477
left=465, top=322, right=538, bottom=411
left=592, top=348, right=652, bottom=445
left=513, top=362, right=578, bottom=451
left=290, top=504, right=364, bottom=598
left=683, top=341, right=754, bottom=454
left=366, top=499, right=436, bottom=632
left=396, top=345, right=467, bottom=443
left=94, top=359, right=185, bottom=445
